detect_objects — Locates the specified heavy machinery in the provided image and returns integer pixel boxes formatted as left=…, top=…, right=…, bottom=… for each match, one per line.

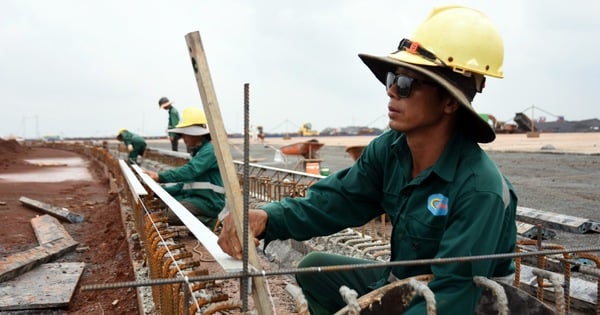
left=299, top=122, right=319, bottom=136
left=514, top=112, right=538, bottom=132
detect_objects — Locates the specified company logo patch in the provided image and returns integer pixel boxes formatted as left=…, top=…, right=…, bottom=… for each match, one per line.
left=427, top=193, right=449, bottom=216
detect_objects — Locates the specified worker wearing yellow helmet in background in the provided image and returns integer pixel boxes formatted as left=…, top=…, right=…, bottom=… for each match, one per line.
left=144, top=107, right=225, bottom=229
left=116, top=129, right=147, bottom=165
left=218, top=5, right=518, bottom=314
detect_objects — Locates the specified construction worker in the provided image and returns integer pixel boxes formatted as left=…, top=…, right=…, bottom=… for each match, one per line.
left=218, top=5, right=517, bottom=315
left=116, top=129, right=146, bottom=165
left=158, top=96, right=182, bottom=151
left=144, top=107, right=225, bottom=229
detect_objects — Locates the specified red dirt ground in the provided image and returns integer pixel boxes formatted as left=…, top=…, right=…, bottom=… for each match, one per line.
left=0, top=139, right=139, bottom=314
left=0, top=140, right=300, bottom=314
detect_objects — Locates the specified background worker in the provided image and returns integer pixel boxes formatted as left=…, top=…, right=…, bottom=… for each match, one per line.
left=116, top=128, right=146, bottom=165
left=218, top=5, right=517, bottom=315
left=144, top=107, right=225, bottom=229
left=158, top=96, right=182, bottom=151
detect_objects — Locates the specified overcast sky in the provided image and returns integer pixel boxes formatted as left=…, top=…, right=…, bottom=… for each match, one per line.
left=1, top=1, right=599, bottom=139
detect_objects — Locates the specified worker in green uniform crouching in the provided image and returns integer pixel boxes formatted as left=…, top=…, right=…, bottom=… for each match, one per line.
left=144, top=107, right=225, bottom=229
left=116, top=129, right=147, bottom=165
left=218, top=5, right=518, bottom=315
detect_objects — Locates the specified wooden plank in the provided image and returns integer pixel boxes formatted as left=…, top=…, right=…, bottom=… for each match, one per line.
left=0, top=262, right=85, bottom=311
left=19, top=196, right=84, bottom=223
left=517, top=206, right=597, bottom=234
left=0, top=215, right=78, bottom=282
left=185, top=31, right=273, bottom=314
left=0, top=238, right=78, bottom=283
left=118, top=159, right=148, bottom=204
left=130, top=164, right=243, bottom=272
left=31, top=214, right=73, bottom=244
left=516, top=221, right=556, bottom=239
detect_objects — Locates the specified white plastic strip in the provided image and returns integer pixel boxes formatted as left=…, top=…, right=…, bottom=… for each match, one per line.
left=118, top=160, right=148, bottom=198
left=130, top=164, right=242, bottom=272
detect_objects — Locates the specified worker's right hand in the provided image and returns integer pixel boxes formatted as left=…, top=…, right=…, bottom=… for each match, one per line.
left=217, top=209, right=268, bottom=260
left=143, top=170, right=159, bottom=182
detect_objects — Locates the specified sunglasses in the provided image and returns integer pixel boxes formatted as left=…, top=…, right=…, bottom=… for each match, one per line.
left=385, top=72, right=436, bottom=98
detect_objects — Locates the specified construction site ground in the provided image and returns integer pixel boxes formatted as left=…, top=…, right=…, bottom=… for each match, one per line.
left=1, top=132, right=599, bottom=314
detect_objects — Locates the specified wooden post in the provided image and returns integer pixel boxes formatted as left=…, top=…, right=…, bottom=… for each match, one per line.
left=184, top=31, right=274, bottom=315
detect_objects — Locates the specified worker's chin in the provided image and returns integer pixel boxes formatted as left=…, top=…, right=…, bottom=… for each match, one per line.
left=388, top=121, right=406, bottom=132
left=185, top=145, right=198, bottom=153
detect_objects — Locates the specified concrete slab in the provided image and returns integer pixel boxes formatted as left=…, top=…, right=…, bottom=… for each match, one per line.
left=0, top=215, right=78, bottom=282
left=19, top=196, right=84, bottom=223
left=0, top=262, right=85, bottom=311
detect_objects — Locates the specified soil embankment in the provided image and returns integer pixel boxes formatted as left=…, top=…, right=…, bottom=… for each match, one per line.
left=0, top=139, right=139, bottom=314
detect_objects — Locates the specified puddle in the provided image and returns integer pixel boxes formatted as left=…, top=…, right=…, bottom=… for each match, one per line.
left=0, top=157, right=93, bottom=182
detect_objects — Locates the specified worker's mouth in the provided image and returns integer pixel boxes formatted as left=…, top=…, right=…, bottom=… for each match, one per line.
left=388, top=106, right=402, bottom=119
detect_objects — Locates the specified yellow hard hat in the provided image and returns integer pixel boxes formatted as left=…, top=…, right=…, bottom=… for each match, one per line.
left=392, top=5, right=504, bottom=78
left=116, top=128, right=127, bottom=140
left=170, top=107, right=209, bottom=136
left=176, top=107, right=207, bottom=128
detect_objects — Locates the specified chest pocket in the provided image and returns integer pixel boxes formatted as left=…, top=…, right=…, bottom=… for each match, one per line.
left=397, top=211, right=448, bottom=261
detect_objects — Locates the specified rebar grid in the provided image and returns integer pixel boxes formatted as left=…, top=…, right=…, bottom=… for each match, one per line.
left=44, top=142, right=600, bottom=314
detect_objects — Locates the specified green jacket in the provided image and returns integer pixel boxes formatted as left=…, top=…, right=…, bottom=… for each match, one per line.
left=158, top=140, right=225, bottom=218
left=120, top=130, right=146, bottom=149
left=262, top=130, right=517, bottom=315
left=167, top=106, right=180, bottom=138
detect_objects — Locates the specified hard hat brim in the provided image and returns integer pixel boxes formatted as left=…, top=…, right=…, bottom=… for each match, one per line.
left=168, top=125, right=209, bottom=136
left=358, top=53, right=495, bottom=143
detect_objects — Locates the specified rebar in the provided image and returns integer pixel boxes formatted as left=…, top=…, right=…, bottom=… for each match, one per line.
left=82, top=245, right=600, bottom=292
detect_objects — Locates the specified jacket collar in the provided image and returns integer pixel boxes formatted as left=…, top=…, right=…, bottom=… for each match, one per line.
left=390, top=130, right=472, bottom=183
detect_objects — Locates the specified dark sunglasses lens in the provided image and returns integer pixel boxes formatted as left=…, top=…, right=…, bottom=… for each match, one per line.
left=385, top=72, right=396, bottom=90
left=395, top=76, right=413, bottom=97
left=386, top=72, right=413, bottom=98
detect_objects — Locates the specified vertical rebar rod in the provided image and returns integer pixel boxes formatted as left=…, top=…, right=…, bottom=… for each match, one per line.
left=241, top=82, right=250, bottom=311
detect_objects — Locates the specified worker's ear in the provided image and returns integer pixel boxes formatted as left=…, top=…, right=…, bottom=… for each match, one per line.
left=442, top=95, right=459, bottom=114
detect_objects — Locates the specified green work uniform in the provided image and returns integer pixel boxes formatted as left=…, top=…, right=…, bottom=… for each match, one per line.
left=120, top=130, right=146, bottom=164
left=167, top=107, right=181, bottom=151
left=167, top=106, right=180, bottom=137
left=158, top=139, right=225, bottom=228
left=262, top=129, right=518, bottom=315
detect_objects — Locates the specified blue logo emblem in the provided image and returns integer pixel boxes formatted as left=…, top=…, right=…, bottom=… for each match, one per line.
left=427, top=193, right=449, bottom=216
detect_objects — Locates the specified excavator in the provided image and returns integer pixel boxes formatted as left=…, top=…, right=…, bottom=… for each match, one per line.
left=298, top=122, right=319, bottom=136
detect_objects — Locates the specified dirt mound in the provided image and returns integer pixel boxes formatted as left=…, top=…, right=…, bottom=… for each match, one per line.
left=0, top=139, right=26, bottom=154
left=0, top=139, right=29, bottom=170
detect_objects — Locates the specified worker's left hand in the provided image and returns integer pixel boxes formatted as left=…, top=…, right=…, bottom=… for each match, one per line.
left=144, top=170, right=159, bottom=182
left=127, top=144, right=134, bottom=152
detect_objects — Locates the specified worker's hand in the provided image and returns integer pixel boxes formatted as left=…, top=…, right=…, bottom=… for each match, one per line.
left=144, top=170, right=159, bottom=182
left=218, top=209, right=268, bottom=260
left=127, top=144, right=134, bottom=152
